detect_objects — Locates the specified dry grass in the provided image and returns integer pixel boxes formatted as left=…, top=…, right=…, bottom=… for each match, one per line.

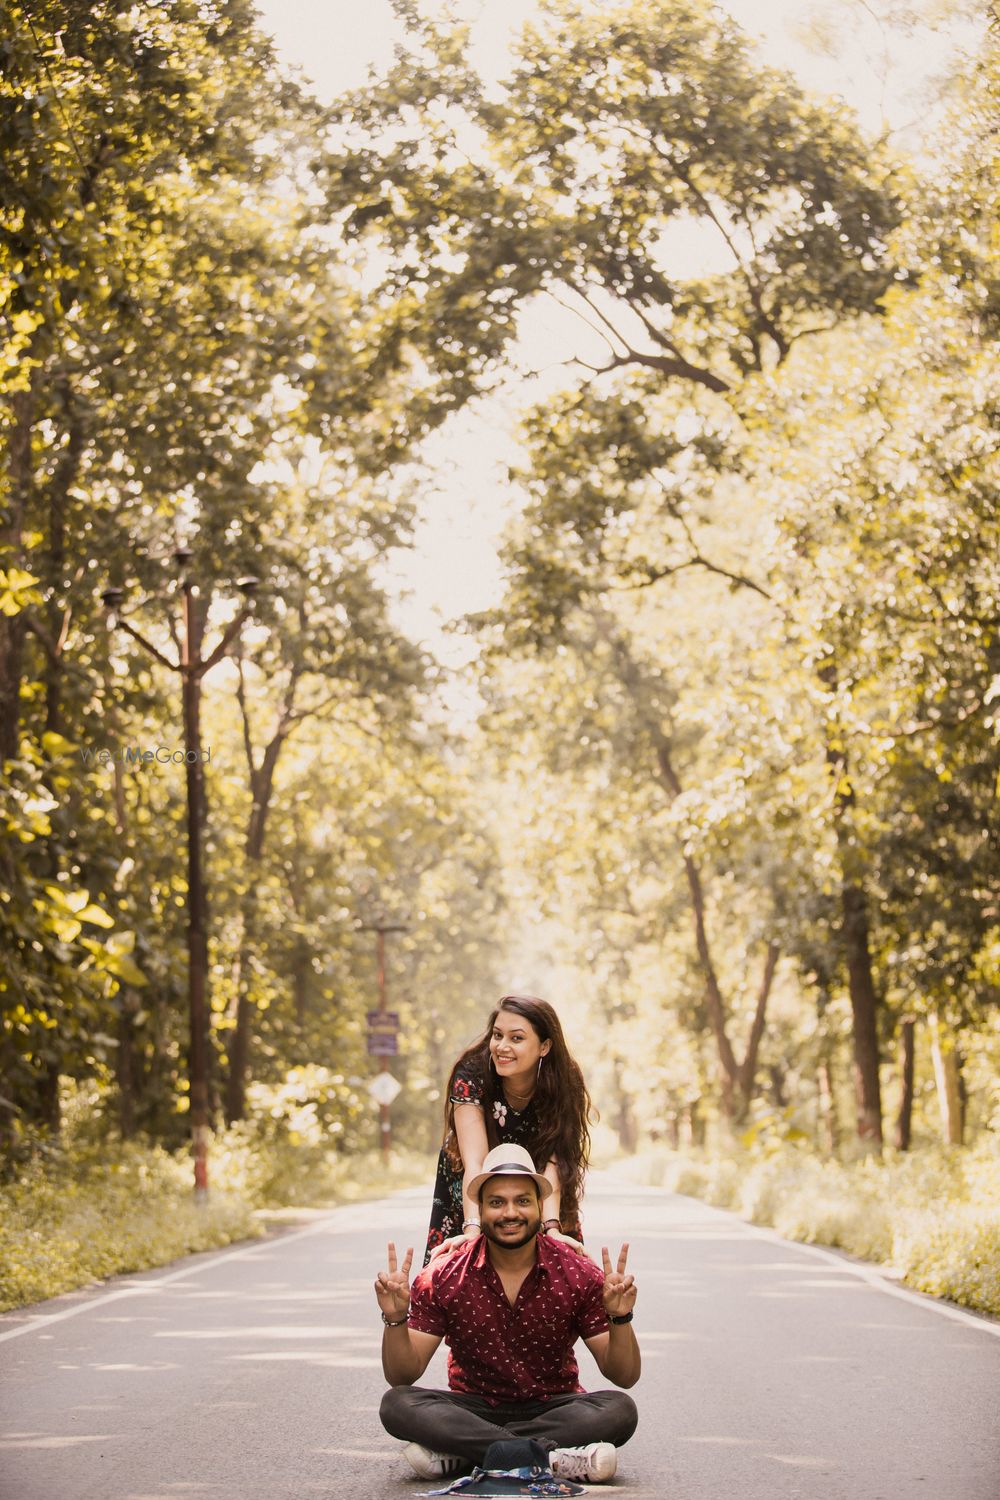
left=620, top=1139, right=1000, bottom=1318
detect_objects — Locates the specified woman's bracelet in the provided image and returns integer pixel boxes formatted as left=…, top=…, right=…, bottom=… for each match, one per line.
left=542, top=1218, right=561, bottom=1233
left=462, top=1219, right=481, bottom=1232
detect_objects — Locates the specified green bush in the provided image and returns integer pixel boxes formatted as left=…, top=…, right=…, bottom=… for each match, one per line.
left=621, top=1139, right=1000, bottom=1318
left=0, top=1143, right=257, bottom=1311
left=0, top=1125, right=432, bottom=1313
left=894, top=1207, right=1000, bottom=1312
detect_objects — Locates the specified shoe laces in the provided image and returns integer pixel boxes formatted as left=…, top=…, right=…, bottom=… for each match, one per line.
left=552, top=1448, right=589, bottom=1479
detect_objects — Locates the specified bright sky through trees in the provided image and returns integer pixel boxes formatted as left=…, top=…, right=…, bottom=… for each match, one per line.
left=251, top=0, right=969, bottom=689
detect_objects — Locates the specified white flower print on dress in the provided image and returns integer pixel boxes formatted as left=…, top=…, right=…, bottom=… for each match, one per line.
left=492, top=1099, right=508, bottom=1127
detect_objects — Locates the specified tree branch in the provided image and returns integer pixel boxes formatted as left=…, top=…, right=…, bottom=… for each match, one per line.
left=235, top=656, right=258, bottom=776
left=198, top=603, right=254, bottom=676
left=116, top=617, right=178, bottom=673
left=611, top=553, right=772, bottom=599
left=546, top=286, right=627, bottom=361
left=738, top=942, right=780, bottom=1095
left=570, top=346, right=731, bottom=393
left=23, top=613, right=60, bottom=665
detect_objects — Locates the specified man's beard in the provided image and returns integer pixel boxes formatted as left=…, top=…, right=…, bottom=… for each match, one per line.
left=482, top=1213, right=541, bottom=1251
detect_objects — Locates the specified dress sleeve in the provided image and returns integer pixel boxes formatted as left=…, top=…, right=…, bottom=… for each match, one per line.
left=449, top=1061, right=485, bottom=1108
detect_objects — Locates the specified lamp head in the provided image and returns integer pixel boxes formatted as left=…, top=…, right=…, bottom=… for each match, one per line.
left=100, top=586, right=125, bottom=630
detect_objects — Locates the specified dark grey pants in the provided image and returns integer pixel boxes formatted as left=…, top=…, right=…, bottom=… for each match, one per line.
left=380, top=1385, right=638, bottom=1465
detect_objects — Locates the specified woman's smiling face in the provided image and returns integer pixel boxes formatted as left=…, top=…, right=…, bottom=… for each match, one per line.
left=489, top=1009, right=551, bottom=1086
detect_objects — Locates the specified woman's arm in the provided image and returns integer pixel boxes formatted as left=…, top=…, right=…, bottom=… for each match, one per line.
left=455, top=1101, right=490, bottom=1236
left=541, top=1157, right=563, bottom=1228
left=541, top=1156, right=589, bottom=1254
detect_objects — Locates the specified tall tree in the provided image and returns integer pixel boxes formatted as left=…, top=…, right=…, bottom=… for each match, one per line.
left=316, top=0, right=906, bottom=1139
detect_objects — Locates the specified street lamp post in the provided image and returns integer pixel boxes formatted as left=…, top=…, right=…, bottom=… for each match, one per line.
left=102, top=553, right=258, bottom=1196
left=359, top=907, right=409, bottom=1162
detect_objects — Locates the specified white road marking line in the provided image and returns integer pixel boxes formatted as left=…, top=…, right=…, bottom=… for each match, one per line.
left=3, top=1184, right=997, bottom=1345
left=0, top=1203, right=381, bottom=1345
left=684, top=1195, right=1000, bottom=1340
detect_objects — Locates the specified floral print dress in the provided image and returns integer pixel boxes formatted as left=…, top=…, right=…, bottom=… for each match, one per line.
left=423, top=1062, right=580, bottom=1265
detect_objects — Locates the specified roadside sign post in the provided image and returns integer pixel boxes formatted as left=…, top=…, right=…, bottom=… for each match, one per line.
left=359, top=910, right=409, bottom=1161
left=368, top=1069, right=403, bottom=1159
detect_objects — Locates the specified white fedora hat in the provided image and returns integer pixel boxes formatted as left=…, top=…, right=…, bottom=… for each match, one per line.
left=467, top=1143, right=553, bottom=1201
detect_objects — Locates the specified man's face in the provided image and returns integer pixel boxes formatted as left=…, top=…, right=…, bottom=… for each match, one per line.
left=480, top=1176, right=542, bottom=1251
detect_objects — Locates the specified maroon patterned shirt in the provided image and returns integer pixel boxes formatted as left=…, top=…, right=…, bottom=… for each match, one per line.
left=407, top=1233, right=609, bottom=1403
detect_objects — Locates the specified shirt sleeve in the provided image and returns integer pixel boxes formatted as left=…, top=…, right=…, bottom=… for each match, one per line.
left=575, top=1264, right=610, bottom=1340
left=407, top=1267, right=447, bottom=1337
left=449, top=1062, right=485, bottom=1108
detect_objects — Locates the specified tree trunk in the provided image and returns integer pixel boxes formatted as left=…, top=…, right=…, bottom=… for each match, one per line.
left=681, top=1099, right=705, bottom=1147
left=929, top=1013, right=964, bottom=1145
left=0, top=385, right=35, bottom=762
left=227, top=672, right=294, bottom=1123
left=841, top=877, right=883, bottom=1145
left=117, top=996, right=136, bottom=1139
left=822, top=663, right=884, bottom=1148
left=42, top=376, right=84, bottom=736
left=610, top=1057, right=638, bottom=1153
left=736, top=941, right=780, bottom=1115
left=893, top=1017, right=916, bottom=1152
left=225, top=883, right=257, bottom=1125
left=604, top=621, right=778, bottom=1126
left=181, top=590, right=211, bottom=1189
left=37, top=1060, right=61, bottom=1134
left=816, top=1055, right=838, bottom=1154
left=658, top=748, right=777, bottom=1121
left=292, top=933, right=310, bottom=1030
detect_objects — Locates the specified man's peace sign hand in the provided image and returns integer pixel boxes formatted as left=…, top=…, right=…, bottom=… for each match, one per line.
left=601, top=1243, right=637, bottom=1320
left=374, top=1241, right=412, bottom=1323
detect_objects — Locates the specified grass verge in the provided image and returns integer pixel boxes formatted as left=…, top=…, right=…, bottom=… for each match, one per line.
left=618, top=1140, right=1000, bottom=1318
left=0, top=1132, right=432, bottom=1313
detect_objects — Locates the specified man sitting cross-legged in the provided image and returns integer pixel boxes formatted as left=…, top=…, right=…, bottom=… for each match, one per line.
left=374, top=1143, right=639, bottom=1484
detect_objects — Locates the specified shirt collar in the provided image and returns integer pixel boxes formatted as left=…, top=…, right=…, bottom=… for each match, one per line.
left=472, top=1232, right=549, bottom=1278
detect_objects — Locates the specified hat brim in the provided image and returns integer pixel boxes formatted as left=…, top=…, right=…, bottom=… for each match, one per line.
left=466, top=1164, right=553, bottom=1202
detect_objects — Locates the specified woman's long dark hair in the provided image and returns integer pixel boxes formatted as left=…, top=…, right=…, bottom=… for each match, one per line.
left=442, top=995, right=595, bottom=1227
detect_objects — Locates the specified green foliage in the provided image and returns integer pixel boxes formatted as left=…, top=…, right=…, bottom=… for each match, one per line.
left=0, top=1138, right=258, bottom=1311
left=458, top=7, right=999, bottom=1147
left=0, top=1085, right=433, bottom=1311
left=2, top=0, right=997, bottom=1236
left=0, top=0, right=509, bottom=1163
left=321, top=0, right=902, bottom=411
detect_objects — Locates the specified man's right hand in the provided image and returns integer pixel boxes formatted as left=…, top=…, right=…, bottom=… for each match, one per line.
left=374, top=1241, right=412, bottom=1323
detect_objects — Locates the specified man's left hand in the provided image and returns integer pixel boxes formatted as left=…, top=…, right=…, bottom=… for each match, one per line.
left=601, top=1243, right=636, bottom=1319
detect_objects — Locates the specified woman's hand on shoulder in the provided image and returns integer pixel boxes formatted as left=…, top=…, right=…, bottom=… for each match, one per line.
left=545, top=1229, right=594, bottom=1259
left=427, top=1232, right=476, bottom=1263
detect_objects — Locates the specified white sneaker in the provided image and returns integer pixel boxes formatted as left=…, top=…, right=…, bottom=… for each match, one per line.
left=402, top=1442, right=465, bottom=1480
left=550, top=1442, right=617, bottom=1483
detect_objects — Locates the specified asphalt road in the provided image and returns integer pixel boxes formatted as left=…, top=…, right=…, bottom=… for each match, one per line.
left=1, top=1173, right=998, bottom=1500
